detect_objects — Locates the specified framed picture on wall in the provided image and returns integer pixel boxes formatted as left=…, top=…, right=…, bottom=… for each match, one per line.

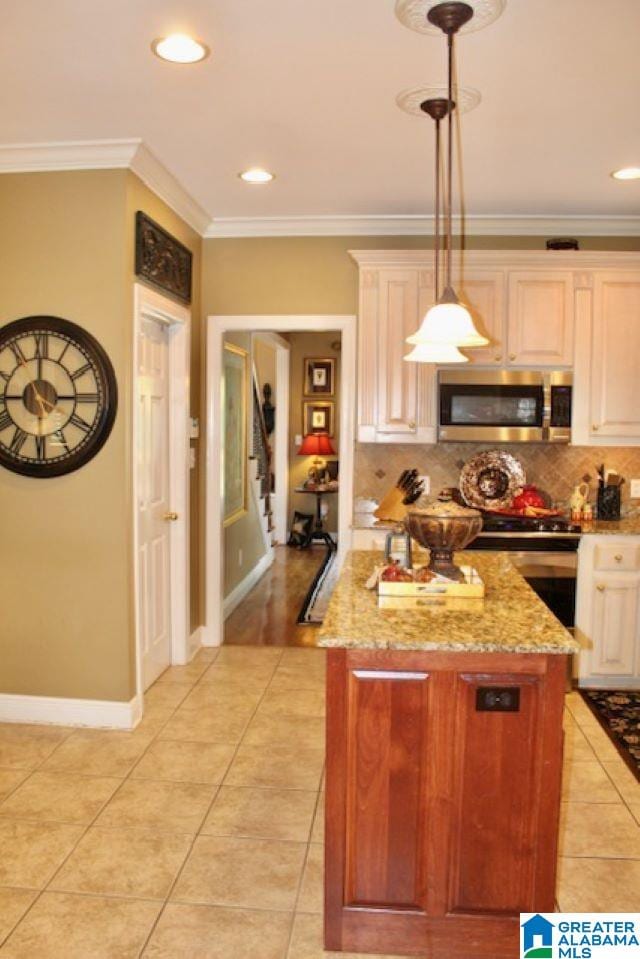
left=223, top=342, right=248, bottom=526
left=303, top=400, right=335, bottom=436
left=304, top=357, right=335, bottom=396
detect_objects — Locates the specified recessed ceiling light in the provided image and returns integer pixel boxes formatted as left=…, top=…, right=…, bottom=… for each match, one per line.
left=239, top=168, right=275, bottom=184
left=611, top=167, right=640, bottom=181
left=151, top=34, right=210, bottom=64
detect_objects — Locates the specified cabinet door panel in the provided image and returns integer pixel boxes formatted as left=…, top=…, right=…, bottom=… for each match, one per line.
left=448, top=674, right=542, bottom=915
left=345, top=668, right=430, bottom=911
left=377, top=271, right=418, bottom=434
left=507, top=272, right=574, bottom=366
left=591, top=275, right=640, bottom=439
left=591, top=576, right=639, bottom=677
left=459, top=272, right=506, bottom=365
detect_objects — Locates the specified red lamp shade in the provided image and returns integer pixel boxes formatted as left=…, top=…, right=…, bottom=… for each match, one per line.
left=298, top=431, right=336, bottom=456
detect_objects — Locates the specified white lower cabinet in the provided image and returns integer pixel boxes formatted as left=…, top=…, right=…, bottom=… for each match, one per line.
left=576, top=535, right=640, bottom=688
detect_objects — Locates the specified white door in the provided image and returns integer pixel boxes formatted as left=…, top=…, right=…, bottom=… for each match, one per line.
left=137, top=316, right=172, bottom=689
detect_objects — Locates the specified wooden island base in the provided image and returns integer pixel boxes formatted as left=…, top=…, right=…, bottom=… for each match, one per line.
left=324, top=648, right=567, bottom=958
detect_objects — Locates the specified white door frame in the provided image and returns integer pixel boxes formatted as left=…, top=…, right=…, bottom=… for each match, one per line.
left=252, top=331, right=290, bottom=544
left=133, top=283, right=191, bottom=698
left=205, top=314, right=356, bottom=648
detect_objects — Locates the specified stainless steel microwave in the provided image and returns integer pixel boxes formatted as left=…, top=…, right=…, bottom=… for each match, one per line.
left=438, top=370, right=572, bottom=443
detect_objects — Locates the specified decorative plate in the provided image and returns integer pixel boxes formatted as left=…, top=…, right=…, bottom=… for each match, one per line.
left=459, top=450, right=526, bottom=511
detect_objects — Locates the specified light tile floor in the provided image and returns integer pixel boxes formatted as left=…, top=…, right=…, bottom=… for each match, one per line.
left=0, top=649, right=638, bottom=957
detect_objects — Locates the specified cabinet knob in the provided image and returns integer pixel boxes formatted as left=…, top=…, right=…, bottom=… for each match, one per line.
left=614, top=554, right=623, bottom=562
left=408, top=421, right=416, bottom=430
left=494, top=354, right=502, bottom=362
left=592, top=424, right=599, bottom=431
left=596, top=584, right=605, bottom=592
left=163, top=511, right=179, bottom=522
left=509, top=353, right=517, bottom=361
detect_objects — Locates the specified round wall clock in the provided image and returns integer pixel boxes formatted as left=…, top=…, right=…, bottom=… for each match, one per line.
left=0, top=315, right=117, bottom=478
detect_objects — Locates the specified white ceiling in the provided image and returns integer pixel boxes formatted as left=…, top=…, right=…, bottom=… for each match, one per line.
left=1, top=0, right=639, bottom=231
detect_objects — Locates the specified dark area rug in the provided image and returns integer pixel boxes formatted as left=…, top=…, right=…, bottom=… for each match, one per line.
left=581, top=689, right=640, bottom=781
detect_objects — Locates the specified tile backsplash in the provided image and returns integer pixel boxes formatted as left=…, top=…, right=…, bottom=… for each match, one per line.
left=354, top=443, right=640, bottom=512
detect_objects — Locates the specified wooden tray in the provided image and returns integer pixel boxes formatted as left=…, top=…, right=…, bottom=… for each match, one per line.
left=378, top=565, right=484, bottom=599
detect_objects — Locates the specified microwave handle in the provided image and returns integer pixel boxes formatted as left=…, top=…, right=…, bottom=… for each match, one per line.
left=542, top=374, right=551, bottom=432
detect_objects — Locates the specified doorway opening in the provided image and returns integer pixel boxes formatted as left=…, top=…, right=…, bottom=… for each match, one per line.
left=205, top=315, right=356, bottom=649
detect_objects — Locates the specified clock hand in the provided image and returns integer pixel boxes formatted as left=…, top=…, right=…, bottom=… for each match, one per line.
left=14, top=350, right=47, bottom=418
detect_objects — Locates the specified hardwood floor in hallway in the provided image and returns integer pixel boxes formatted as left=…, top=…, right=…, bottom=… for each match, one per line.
left=224, top=546, right=328, bottom=647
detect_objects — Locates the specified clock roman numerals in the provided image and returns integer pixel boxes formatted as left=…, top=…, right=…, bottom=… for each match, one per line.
left=52, top=429, right=70, bottom=454
left=9, top=428, right=28, bottom=454
left=76, top=393, right=99, bottom=404
left=35, top=435, right=46, bottom=459
left=33, top=333, right=49, bottom=359
left=71, top=363, right=92, bottom=381
left=9, top=341, right=27, bottom=366
left=0, top=409, right=12, bottom=432
left=70, top=413, right=92, bottom=433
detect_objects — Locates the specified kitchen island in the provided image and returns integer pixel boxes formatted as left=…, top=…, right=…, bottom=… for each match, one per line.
left=317, top=550, right=579, bottom=959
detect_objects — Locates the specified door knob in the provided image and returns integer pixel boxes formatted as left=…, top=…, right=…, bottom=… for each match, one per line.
left=164, top=511, right=179, bottom=521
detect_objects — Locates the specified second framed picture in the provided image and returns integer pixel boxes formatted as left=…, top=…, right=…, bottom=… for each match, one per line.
left=304, top=357, right=335, bottom=396
left=303, top=401, right=334, bottom=436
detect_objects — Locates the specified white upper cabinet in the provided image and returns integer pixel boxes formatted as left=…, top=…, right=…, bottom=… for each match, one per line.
left=351, top=250, right=640, bottom=447
left=506, top=271, right=574, bottom=367
left=590, top=273, right=640, bottom=440
left=458, top=271, right=506, bottom=365
left=355, top=263, right=436, bottom=443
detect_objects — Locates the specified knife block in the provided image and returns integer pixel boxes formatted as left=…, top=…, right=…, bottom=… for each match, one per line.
left=374, top=486, right=407, bottom=522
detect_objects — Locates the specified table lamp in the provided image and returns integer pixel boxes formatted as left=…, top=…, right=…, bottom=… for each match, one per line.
left=298, top=431, right=336, bottom=484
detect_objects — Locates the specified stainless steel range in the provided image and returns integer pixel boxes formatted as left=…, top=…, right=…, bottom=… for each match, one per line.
left=467, top=515, right=581, bottom=629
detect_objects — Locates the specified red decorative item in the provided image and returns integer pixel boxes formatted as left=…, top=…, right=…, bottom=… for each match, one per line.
left=512, top=485, right=546, bottom=511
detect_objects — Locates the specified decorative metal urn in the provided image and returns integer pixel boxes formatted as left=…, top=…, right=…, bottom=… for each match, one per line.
left=403, top=490, right=483, bottom=581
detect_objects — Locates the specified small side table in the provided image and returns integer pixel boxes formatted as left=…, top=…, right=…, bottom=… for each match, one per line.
left=294, top=486, right=338, bottom=550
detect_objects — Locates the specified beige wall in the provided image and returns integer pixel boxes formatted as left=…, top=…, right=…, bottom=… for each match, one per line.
left=223, top=332, right=268, bottom=597
left=0, top=170, right=202, bottom=703
left=201, top=234, right=640, bottom=319
left=0, top=170, right=131, bottom=700
left=287, top=333, right=341, bottom=533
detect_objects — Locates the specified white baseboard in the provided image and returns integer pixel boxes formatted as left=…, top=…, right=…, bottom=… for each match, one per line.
left=0, top=693, right=143, bottom=730
left=223, top=550, right=274, bottom=620
left=188, top=626, right=205, bottom=659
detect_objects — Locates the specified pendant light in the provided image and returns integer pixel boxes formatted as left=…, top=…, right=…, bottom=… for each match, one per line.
left=406, top=1, right=488, bottom=351
left=403, top=96, right=468, bottom=364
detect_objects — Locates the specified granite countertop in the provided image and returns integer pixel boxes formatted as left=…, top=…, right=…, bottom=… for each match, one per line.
left=316, top=550, right=579, bottom=654
left=352, top=511, right=640, bottom=536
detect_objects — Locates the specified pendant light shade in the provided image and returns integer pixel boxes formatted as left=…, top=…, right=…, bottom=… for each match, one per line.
left=404, top=342, right=469, bottom=363
left=406, top=286, right=489, bottom=348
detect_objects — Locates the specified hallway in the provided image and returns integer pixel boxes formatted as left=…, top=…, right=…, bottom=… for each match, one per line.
left=224, top=546, right=328, bottom=648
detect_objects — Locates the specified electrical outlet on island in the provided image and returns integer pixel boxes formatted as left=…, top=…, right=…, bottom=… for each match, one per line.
left=418, top=475, right=430, bottom=496
left=630, top=479, right=640, bottom=499
left=238, top=548, right=243, bottom=566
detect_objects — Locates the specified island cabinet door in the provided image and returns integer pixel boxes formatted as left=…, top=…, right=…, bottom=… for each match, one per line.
left=446, top=667, right=564, bottom=916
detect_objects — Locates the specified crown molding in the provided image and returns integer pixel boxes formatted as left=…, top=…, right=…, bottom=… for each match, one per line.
left=0, top=139, right=210, bottom=235
left=349, top=249, right=640, bottom=270
left=205, top=213, right=640, bottom=239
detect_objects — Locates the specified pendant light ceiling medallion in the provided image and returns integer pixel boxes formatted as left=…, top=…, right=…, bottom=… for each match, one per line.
left=401, top=1, right=493, bottom=362
left=395, top=0, right=505, bottom=36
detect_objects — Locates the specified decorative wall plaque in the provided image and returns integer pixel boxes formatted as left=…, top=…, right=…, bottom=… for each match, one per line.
left=135, top=211, right=192, bottom=304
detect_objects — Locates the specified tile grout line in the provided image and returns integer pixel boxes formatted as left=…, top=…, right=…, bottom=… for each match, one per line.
left=136, top=646, right=302, bottom=957
left=0, top=650, right=220, bottom=950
